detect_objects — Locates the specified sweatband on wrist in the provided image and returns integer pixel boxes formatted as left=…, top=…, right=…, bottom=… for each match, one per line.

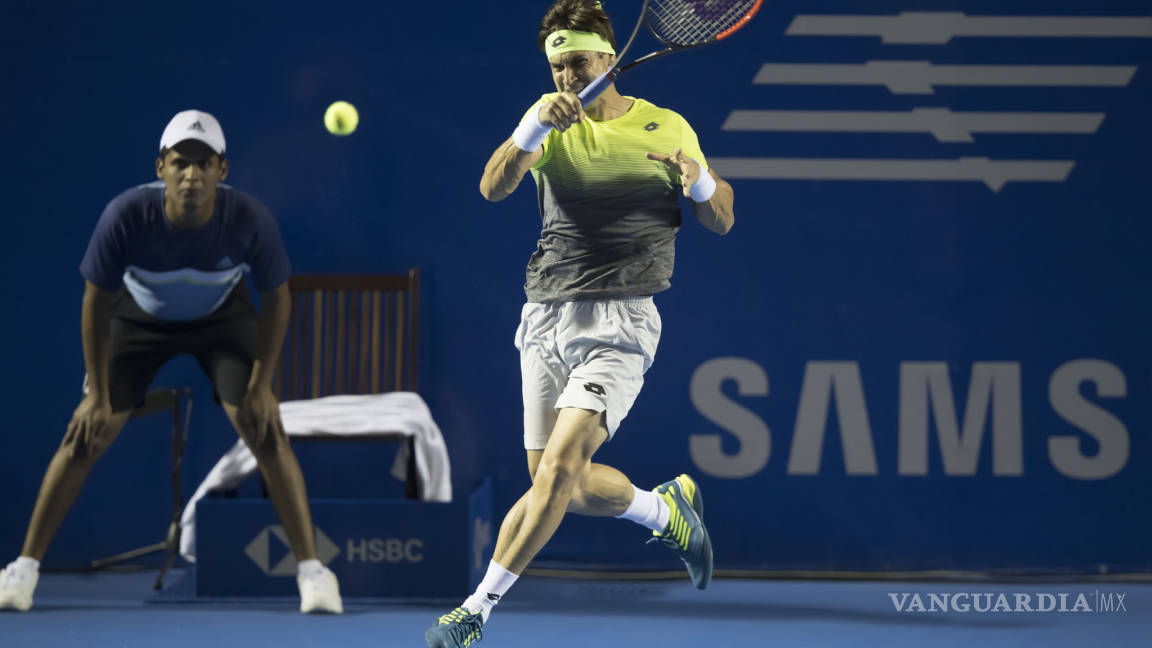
left=512, top=106, right=551, bottom=152
left=689, top=159, right=717, bottom=202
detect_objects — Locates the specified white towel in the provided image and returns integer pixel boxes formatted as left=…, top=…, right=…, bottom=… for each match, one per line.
left=180, top=391, right=451, bottom=561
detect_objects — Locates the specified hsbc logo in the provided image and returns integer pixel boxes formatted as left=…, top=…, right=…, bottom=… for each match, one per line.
left=244, top=525, right=340, bottom=576
left=346, top=537, right=424, bottom=563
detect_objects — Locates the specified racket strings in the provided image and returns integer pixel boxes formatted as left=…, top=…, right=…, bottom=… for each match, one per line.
left=648, top=0, right=758, bottom=46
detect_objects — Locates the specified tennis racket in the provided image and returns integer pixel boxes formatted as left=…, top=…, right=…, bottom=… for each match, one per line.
left=576, top=0, right=763, bottom=106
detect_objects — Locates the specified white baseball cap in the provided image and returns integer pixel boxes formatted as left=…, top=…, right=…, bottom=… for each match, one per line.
left=159, top=109, right=226, bottom=155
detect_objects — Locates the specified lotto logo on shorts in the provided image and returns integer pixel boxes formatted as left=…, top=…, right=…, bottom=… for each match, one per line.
left=584, top=382, right=606, bottom=396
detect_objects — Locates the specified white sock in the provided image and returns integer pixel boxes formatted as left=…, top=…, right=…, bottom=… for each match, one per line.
left=462, top=561, right=519, bottom=623
left=616, top=485, right=670, bottom=532
left=14, top=557, right=40, bottom=573
left=297, top=558, right=324, bottom=578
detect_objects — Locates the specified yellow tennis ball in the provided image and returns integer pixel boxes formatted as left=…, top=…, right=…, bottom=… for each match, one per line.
left=324, top=101, right=359, bottom=135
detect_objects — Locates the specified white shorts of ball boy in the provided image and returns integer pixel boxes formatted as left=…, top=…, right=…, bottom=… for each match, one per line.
left=515, top=297, right=662, bottom=450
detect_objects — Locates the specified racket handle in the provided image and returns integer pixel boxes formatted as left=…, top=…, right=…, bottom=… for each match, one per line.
left=577, top=71, right=618, bottom=107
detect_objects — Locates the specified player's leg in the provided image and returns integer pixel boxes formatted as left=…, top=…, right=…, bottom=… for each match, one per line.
left=533, top=299, right=674, bottom=527
left=532, top=298, right=712, bottom=588
left=526, top=447, right=633, bottom=517
left=525, top=427, right=711, bottom=590
left=426, top=407, right=606, bottom=648
left=2, top=322, right=165, bottom=611
left=517, top=363, right=635, bottom=517
left=573, top=299, right=711, bottom=589
left=495, top=407, right=607, bottom=573
left=427, top=299, right=701, bottom=647
left=511, top=303, right=636, bottom=517
left=483, top=448, right=636, bottom=584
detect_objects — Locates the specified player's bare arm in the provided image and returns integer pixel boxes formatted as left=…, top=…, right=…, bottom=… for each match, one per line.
left=479, top=138, right=543, bottom=202
left=691, top=169, right=734, bottom=235
left=480, top=93, right=588, bottom=202
left=646, top=148, right=735, bottom=235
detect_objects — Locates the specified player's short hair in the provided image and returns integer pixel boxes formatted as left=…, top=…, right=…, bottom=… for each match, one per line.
left=537, top=0, right=617, bottom=53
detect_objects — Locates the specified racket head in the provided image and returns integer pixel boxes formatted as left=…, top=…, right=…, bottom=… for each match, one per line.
left=644, top=0, right=763, bottom=49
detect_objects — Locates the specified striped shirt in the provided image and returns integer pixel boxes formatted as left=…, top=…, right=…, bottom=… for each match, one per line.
left=524, top=95, right=707, bottom=302
left=80, top=182, right=290, bottom=321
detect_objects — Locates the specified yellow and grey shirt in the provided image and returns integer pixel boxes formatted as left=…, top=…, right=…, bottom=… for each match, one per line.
left=524, top=94, right=707, bottom=302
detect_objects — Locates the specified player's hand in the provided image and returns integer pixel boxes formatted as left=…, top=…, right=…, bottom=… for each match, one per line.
left=64, top=395, right=113, bottom=458
left=646, top=148, right=703, bottom=197
left=538, top=92, right=585, bottom=133
left=240, top=386, right=285, bottom=450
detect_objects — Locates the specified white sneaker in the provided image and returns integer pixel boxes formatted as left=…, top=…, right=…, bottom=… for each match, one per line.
left=298, top=566, right=343, bottom=614
left=0, top=561, right=38, bottom=612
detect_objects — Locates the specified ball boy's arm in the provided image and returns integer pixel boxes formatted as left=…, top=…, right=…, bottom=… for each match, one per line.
left=248, top=281, right=291, bottom=393
left=80, top=281, right=115, bottom=403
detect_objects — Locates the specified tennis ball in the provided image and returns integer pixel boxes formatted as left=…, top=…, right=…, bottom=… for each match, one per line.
left=324, top=101, right=359, bottom=135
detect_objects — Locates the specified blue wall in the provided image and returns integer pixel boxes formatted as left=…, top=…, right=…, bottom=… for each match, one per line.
left=1, top=0, right=1149, bottom=573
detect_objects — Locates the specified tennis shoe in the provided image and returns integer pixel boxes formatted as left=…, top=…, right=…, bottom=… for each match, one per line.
left=425, top=606, right=484, bottom=647
left=648, top=474, right=713, bottom=590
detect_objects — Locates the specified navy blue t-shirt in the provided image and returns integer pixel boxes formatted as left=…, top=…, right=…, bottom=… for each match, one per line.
left=79, top=182, right=292, bottom=321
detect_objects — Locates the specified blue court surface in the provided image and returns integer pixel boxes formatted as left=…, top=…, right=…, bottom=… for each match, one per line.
left=3, top=570, right=1149, bottom=647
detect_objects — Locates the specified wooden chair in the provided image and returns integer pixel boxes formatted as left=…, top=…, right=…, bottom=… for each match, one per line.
left=273, top=268, right=422, bottom=498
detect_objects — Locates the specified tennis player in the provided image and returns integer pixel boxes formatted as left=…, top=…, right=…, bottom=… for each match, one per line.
left=426, top=1, right=734, bottom=645
left=0, top=110, right=342, bottom=615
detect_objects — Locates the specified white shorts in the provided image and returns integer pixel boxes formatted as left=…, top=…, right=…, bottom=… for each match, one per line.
left=515, top=297, right=662, bottom=450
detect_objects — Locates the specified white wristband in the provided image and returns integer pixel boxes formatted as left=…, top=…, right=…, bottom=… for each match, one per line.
left=688, top=158, right=716, bottom=203
left=512, top=106, right=551, bottom=152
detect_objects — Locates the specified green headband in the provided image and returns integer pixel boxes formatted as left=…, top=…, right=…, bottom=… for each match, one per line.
left=544, top=29, right=615, bottom=58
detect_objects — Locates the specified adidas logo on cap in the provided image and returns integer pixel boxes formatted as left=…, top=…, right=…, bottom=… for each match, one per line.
left=160, top=110, right=226, bottom=155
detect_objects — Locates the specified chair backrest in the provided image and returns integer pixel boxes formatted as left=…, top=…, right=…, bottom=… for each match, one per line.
left=274, top=269, right=420, bottom=400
